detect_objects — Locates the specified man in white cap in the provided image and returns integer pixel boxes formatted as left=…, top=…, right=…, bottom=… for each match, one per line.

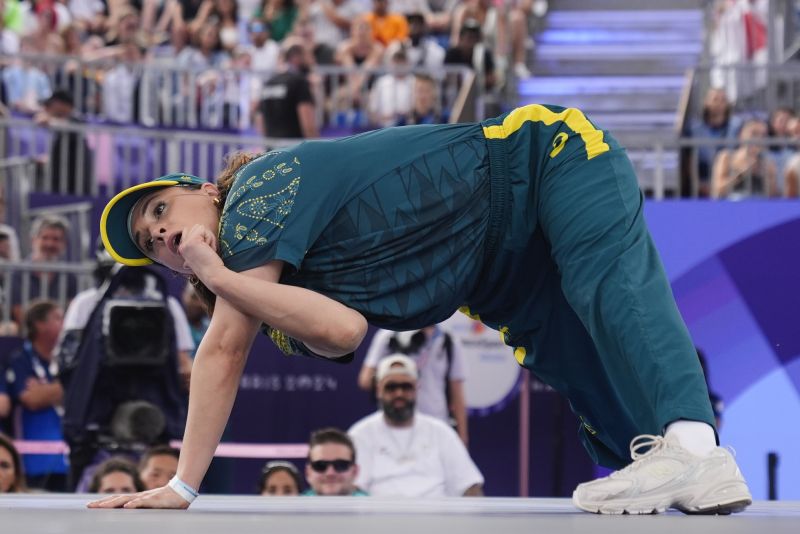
left=348, top=354, right=484, bottom=497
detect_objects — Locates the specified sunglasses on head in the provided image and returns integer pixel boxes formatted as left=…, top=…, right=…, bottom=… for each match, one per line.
left=384, top=382, right=414, bottom=393
left=309, top=459, right=353, bottom=473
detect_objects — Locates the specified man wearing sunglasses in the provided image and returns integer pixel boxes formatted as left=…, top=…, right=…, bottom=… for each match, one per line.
left=349, top=355, right=484, bottom=497
left=304, top=428, right=367, bottom=496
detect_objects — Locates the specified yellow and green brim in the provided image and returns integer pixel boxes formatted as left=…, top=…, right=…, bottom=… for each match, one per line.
left=100, top=173, right=206, bottom=266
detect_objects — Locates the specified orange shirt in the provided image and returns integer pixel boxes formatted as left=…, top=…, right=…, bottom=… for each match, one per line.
left=363, top=13, right=409, bottom=46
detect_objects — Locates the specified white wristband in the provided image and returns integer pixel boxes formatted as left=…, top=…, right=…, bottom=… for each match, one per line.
left=168, top=476, right=199, bottom=504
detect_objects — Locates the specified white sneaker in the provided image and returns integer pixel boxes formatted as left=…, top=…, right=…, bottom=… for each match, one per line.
left=572, top=434, right=752, bottom=515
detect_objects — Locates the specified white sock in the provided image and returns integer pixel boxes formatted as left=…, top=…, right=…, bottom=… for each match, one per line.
left=665, top=420, right=717, bottom=456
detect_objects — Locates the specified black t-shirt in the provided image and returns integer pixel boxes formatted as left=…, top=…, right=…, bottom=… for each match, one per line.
left=444, top=47, right=495, bottom=75
left=259, top=71, right=314, bottom=139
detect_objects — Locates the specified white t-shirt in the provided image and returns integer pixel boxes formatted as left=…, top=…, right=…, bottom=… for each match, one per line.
left=364, top=327, right=466, bottom=422
left=368, top=73, right=415, bottom=128
left=349, top=411, right=483, bottom=497
left=60, top=287, right=194, bottom=352
left=308, top=0, right=363, bottom=49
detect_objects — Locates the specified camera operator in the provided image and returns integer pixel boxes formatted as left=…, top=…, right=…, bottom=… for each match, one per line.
left=56, top=243, right=195, bottom=489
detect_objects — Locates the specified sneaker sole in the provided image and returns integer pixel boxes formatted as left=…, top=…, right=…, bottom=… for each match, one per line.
left=573, top=485, right=753, bottom=515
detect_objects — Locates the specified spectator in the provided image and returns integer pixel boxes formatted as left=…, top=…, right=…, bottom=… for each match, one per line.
left=4, top=299, right=68, bottom=491
left=0, top=223, right=21, bottom=261
left=711, top=118, right=776, bottom=199
left=363, top=0, right=408, bottom=46
left=258, top=0, right=300, bottom=42
left=0, top=7, right=19, bottom=55
left=1, top=36, right=52, bottom=115
left=384, top=12, right=445, bottom=72
left=259, top=44, right=318, bottom=138
left=444, top=19, right=495, bottom=90
left=88, top=457, right=146, bottom=494
left=304, top=427, right=366, bottom=496
left=260, top=460, right=302, bottom=495
left=368, top=46, right=413, bottom=127
left=11, top=214, right=77, bottom=327
left=34, top=89, right=94, bottom=195
left=189, top=0, right=241, bottom=53
left=334, top=17, right=384, bottom=118
left=306, top=0, right=364, bottom=62
left=349, top=355, right=483, bottom=497
left=0, top=432, right=26, bottom=493
left=407, top=73, right=442, bottom=124
left=245, top=19, right=281, bottom=73
left=682, top=87, right=743, bottom=196
left=451, top=0, right=531, bottom=79
left=359, top=325, right=468, bottom=443
left=101, top=42, right=143, bottom=124
left=139, top=445, right=179, bottom=490
left=766, top=107, right=794, bottom=188
left=782, top=117, right=800, bottom=197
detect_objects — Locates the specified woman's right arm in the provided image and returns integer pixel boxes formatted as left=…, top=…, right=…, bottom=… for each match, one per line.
left=88, top=296, right=262, bottom=509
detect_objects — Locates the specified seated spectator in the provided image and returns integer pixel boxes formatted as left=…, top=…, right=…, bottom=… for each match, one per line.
left=334, top=17, right=384, bottom=117
left=767, top=107, right=795, bottom=190
left=5, top=299, right=68, bottom=492
left=138, top=445, right=179, bottom=491
left=304, top=428, right=366, bottom=496
left=711, top=118, right=777, bottom=199
left=0, top=224, right=21, bottom=262
left=407, top=73, right=443, bottom=125
left=451, top=0, right=531, bottom=79
left=189, top=0, right=242, bottom=53
left=444, top=19, right=495, bottom=90
left=682, top=87, right=743, bottom=196
left=259, top=460, right=302, bottom=495
left=1, top=36, right=52, bottom=115
left=0, top=433, right=26, bottom=493
left=349, top=355, right=484, bottom=497
left=11, top=214, right=77, bottom=326
left=363, top=0, right=409, bottom=47
left=385, top=13, right=445, bottom=73
left=368, top=47, right=414, bottom=128
left=259, top=44, right=318, bottom=138
left=245, top=19, right=281, bottom=74
left=306, top=0, right=365, bottom=63
left=88, top=457, right=145, bottom=494
left=258, top=0, right=300, bottom=42
left=34, top=89, right=94, bottom=195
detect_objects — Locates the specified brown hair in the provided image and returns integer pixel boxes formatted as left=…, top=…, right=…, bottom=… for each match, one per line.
left=0, top=433, right=27, bottom=493
left=24, top=299, right=59, bottom=340
left=188, top=151, right=261, bottom=316
left=88, top=457, right=146, bottom=493
left=138, top=445, right=179, bottom=472
left=307, top=427, right=356, bottom=463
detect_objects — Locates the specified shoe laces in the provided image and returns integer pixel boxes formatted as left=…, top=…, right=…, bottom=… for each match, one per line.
left=629, top=434, right=669, bottom=461
left=609, top=434, right=671, bottom=477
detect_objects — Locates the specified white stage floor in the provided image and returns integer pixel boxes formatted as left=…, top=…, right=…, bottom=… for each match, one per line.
left=1, top=494, right=799, bottom=534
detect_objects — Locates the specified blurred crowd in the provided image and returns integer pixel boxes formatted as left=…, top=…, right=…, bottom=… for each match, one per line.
left=683, top=87, right=800, bottom=198
left=0, top=0, right=545, bottom=134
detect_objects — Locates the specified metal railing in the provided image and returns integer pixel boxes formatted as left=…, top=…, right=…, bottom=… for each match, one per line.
left=0, top=261, right=94, bottom=333
left=2, top=53, right=477, bottom=132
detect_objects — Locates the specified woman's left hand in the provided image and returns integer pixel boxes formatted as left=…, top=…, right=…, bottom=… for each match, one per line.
left=180, top=223, right=223, bottom=282
left=87, top=485, right=191, bottom=509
